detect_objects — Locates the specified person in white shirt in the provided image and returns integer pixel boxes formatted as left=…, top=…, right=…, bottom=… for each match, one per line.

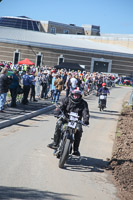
left=70, top=75, right=78, bottom=91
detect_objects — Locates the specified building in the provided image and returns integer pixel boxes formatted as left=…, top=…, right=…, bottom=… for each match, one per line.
left=0, top=16, right=44, bottom=32
left=0, top=16, right=133, bottom=76
left=41, top=21, right=85, bottom=35
left=82, top=25, right=100, bottom=36
left=0, top=16, right=100, bottom=36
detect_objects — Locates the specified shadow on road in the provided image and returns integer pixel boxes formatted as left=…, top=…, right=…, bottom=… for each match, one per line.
left=65, top=156, right=108, bottom=172
left=0, top=186, right=75, bottom=200
left=15, top=124, right=39, bottom=128
left=90, top=114, right=117, bottom=121
left=90, top=110, right=120, bottom=116
left=104, top=110, right=119, bottom=114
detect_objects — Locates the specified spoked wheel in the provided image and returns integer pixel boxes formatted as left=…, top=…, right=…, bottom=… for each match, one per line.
left=59, top=138, right=71, bottom=168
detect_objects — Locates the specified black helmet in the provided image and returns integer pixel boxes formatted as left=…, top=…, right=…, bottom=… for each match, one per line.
left=70, top=88, right=82, bottom=104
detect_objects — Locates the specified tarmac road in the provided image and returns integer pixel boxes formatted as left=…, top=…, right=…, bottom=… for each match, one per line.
left=0, top=86, right=131, bottom=200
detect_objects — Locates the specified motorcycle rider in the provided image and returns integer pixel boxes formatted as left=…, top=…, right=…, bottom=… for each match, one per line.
left=47, top=88, right=90, bottom=156
left=98, top=83, right=110, bottom=107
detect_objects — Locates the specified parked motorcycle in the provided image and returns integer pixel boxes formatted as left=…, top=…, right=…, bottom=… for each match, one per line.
left=54, top=111, right=87, bottom=168
left=99, top=93, right=107, bottom=111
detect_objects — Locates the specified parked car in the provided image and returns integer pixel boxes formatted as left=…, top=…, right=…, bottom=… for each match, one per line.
left=122, top=77, right=133, bottom=86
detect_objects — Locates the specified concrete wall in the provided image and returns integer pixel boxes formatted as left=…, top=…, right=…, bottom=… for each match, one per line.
left=41, top=23, right=49, bottom=32
left=87, top=36, right=133, bottom=51
left=0, top=42, right=133, bottom=76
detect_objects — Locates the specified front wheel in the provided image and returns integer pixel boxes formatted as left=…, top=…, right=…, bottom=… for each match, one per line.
left=59, top=138, right=71, bottom=168
left=99, top=102, right=102, bottom=111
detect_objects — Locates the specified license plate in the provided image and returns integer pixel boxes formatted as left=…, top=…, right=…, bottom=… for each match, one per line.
left=68, top=121, right=76, bottom=128
left=70, top=116, right=78, bottom=121
left=100, top=95, right=106, bottom=100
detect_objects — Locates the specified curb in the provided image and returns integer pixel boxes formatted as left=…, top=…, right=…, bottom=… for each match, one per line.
left=0, top=104, right=56, bottom=129
left=0, top=87, right=113, bottom=129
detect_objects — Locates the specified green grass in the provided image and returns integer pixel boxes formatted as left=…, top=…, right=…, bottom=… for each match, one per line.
left=122, top=101, right=129, bottom=109
left=116, top=132, right=121, bottom=137
left=116, top=127, right=121, bottom=137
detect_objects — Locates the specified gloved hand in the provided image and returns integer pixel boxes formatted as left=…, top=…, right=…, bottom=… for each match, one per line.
left=54, top=108, right=61, bottom=117
left=54, top=114, right=60, bottom=118
left=62, top=115, right=67, bottom=121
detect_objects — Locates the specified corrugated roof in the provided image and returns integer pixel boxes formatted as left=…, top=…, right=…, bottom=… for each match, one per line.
left=0, top=26, right=133, bottom=57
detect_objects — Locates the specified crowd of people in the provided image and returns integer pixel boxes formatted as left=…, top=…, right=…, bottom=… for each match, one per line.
left=0, top=62, right=122, bottom=156
left=0, top=61, right=119, bottom=112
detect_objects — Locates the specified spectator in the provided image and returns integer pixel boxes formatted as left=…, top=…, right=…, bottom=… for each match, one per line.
left=52, top=75, right=63, bottom=104
left=119, top=77, right=123, bottom=85
left=30, top=72, right=37, bottom=102
left=65, top=73, right=72, bottom=97
left=36, top=69, right=43, bottom=98
left=51, top=74, right=56, bottom=101
left=40, top=71, right=48, bottom=99
left=0, top=67, right=12, bottom=112
left=80, top=76, right=85, bottom=93
left=70, top=75, right=78, bottom=91
left=9, top=70, right=19, bottom=107
left=22, top=70, right=32, bottom=105
left=47, top=70, right=53, bottom=95
left=76, top=75, right=81, bottom=88
left=30, top=65, right=36, bottom=74
left=62, top=71, right=67, bottom=90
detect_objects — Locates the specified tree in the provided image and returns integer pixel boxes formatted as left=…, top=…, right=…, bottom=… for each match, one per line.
left=0, top=0, right=2, bottom=2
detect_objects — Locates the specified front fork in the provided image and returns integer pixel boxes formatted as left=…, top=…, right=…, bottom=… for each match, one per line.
left=54, top=128, right=74, bottom=157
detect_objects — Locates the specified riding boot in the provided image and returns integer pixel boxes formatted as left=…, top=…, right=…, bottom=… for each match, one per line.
left=73, top=132, right=81, bottom=156
left=53, top=129, right=61, bottom=146
left=47, top=120, right=62, bottom=149
left=74, top=134, right=81, bottom=152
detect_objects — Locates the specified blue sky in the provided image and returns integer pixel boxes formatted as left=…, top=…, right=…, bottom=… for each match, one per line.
left=0, top=0, right=133, bottom=34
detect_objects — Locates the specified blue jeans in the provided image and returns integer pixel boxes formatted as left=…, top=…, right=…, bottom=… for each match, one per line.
left=47, top=83, right=51, bottom=94
left=0, top=93, right=7, bottom=110
left=52, top=89, right=60, bottom=103
left=119, top=81, right=123, bottom=85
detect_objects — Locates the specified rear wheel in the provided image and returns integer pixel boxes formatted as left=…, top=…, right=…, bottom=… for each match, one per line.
left=59, top=138, right=71, bottom=168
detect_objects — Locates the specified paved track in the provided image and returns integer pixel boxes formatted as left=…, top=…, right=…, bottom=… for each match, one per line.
left=0, top=86, right=131, bottom=200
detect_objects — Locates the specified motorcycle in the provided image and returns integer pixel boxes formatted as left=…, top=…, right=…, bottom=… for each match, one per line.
left=54, top=111, right=87, bottom=168
left=99, top=93, right=107, bottom=111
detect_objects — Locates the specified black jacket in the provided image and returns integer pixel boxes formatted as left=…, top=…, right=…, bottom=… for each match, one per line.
left=57, top=96, right=90, bottom=124
left=0, top=74, right=12, bottom=94
left=63, top=74, right=67, bottom=84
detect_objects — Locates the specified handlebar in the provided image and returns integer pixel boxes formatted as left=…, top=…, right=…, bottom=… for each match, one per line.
left=99, top=93, right=107, bottom=95
left=55, top=115, right=89, bottom=127
left=79, top=120, right=89, bottom=127
left=55, top=107, right=89, bottom=127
